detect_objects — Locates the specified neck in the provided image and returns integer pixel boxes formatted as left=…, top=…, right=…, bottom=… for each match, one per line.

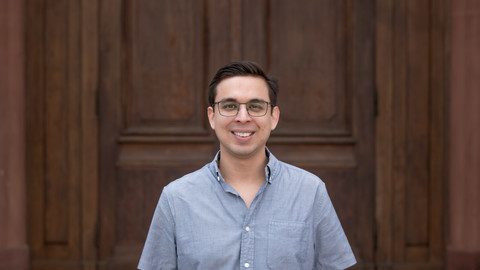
left=218, top=148, right=268, bottom=184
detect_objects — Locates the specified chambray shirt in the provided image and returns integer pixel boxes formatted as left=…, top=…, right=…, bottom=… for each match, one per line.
left=138, top=150, right=356, bottom=270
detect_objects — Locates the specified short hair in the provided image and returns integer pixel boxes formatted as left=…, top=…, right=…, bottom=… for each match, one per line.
left=207, top=61, right=279, bottom=108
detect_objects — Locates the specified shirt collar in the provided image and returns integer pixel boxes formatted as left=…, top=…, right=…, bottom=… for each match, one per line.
left=209, top=147, right=279, bottom=184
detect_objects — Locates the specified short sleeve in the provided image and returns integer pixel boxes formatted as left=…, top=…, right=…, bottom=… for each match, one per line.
left=313, top=183, right=356, bottom=269
left=138, top=186, right=177, bottom=270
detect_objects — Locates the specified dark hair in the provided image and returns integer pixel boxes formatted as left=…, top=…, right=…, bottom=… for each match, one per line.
left=208, top=61, right=279, bottom=108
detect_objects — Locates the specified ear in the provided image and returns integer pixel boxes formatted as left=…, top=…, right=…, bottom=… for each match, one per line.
left=207, top=106, right=215, bottom=130
left=270, top=106, right=280, bottom=130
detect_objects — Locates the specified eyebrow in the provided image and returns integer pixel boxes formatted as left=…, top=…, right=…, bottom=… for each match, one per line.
left=217, top=98, right=268, bottom=103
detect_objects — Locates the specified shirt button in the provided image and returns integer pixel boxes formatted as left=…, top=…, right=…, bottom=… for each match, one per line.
left=244, top=263, right=250, bottom=268
left=245, top=226, right=250, bottom=232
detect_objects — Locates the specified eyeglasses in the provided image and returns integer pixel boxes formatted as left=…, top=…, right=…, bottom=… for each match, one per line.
left=214, top=100, right=271, bottom=117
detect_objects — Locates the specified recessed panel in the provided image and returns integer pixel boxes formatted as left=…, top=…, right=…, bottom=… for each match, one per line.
left=115, top=166, right=200, bottom=246
left=126, top=0, right=207, bottom=135
left=269, top=0, right=350, bottom=136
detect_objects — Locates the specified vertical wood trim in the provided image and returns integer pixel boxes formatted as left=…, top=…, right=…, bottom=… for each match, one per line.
left=67, top=0, right=82, bottom=258
left=26, top=0, right=47, bottom=259
left=429, top=0, right=446, bottom=263
left=44, top=0, right=70, bottom=244
left=448, top=0, right=480, bottom=263
left=392, top=0, right=407, bottom=262
left=376, top=0, right=446, bottom=268
left=405, top=0, right=430, bottom=258
left=352, top=0, right=376, bottom=264
left=0, top=0, right=29, bottom=268
left=98, top=0, right=123, bottom=263
left=45, top=14, right=68, bottom=238
left=80, top=0, right=100, bottom=267
left=41, top=0, right=82, bottom=258
left=230, top=0, right=242, bottom=60
left=27, top=0, right=99, bottom=268
left=375, top=0, right=394, bottom=265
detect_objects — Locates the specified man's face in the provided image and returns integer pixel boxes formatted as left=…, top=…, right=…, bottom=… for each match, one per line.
left=208, top=76, right=280, bottom=160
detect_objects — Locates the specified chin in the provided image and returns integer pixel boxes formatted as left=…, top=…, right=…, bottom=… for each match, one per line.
left=224, top=145, right=263, bottom=159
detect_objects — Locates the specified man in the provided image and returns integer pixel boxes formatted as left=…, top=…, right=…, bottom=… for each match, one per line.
left=138, top=61, right=356, bottom=270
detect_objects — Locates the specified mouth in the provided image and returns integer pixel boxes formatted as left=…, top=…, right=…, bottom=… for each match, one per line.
left=232, top=131, right=253, bottom=137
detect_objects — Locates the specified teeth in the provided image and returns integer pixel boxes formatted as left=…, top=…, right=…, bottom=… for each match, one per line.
left=234, top=132, right=252, bottom=137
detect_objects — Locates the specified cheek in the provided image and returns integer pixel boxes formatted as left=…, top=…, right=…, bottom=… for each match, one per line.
left=210, top=116, right=231, bottom=132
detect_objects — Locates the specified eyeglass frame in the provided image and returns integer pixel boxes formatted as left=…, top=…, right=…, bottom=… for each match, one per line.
left=213, top=99, right=272, bottom=117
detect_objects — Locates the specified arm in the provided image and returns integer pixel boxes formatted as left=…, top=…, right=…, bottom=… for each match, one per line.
left=138, top=187, right=177, bottom=270
left=313, top=183, right=356, bottom=269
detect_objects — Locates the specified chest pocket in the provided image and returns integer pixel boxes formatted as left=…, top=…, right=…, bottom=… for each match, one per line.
left=267, top=220, right=307, bottom=270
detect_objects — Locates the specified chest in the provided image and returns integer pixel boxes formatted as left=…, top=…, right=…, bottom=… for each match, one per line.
left=173, top=186, right=316, bottom=269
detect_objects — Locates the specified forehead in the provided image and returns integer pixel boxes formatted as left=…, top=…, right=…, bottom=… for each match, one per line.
left=216, top=76, right=269, bottom=101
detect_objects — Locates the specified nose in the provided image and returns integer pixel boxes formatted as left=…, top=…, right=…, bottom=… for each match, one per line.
left=235, top=104, right=251, bottom=122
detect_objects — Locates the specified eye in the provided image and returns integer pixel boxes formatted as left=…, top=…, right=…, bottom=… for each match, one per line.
left=221, top=102, right=238, bottom=111
left=248, top=102, right=265, bottom=112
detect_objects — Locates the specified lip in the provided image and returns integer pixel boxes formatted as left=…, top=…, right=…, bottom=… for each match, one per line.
left=233, top=131, right=253, bottom=137
left=231, top=130, right=255, bottom=141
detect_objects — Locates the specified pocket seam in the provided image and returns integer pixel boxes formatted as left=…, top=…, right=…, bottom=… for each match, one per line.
left=267, top=220, right=307, bottom=269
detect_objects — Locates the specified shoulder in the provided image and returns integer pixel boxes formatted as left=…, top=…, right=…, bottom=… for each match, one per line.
left=267, top=159, right=329, bottom=203
left=274, top=160, right=326, bottom=188
left=162, top=164, right=214, bottom=196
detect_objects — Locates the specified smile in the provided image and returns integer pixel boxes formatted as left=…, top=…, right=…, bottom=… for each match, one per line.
left=233, top=132, right=253, bottom=137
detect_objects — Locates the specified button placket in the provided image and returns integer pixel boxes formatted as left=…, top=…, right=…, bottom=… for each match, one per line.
left=240, top=200, right=259, bottom=270
left=239, top=173, right=270, bottom=270
left=240, top=222, right=254, bottom=269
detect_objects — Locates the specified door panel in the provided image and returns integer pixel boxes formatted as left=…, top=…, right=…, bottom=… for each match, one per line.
left=126, top=0, right=207, bottom=135
left=270, top=0, right=350, bottom=136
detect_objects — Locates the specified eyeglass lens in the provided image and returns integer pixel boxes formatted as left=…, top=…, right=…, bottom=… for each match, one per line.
left=217, top=101, right=268, bottom=117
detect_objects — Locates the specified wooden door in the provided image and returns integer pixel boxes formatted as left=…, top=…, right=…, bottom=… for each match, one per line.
left=98, top=0, right=374, bottom=269
left=25, top=0, right=447, bottom=269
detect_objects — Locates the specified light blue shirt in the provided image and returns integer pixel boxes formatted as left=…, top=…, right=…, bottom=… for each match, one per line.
left=138, top=149, right=356, bottom=270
